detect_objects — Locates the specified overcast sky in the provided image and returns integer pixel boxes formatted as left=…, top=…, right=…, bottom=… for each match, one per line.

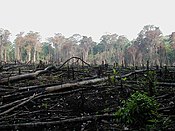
left=0, top=0, right=175, bottom=42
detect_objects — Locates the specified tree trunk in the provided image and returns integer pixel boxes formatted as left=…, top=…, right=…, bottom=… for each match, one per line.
left=0, top=66, right=56, bottom=84
left=55, top=46, right=59, bottom=63
left=3, top=48, right=6, bottom=62
left=28, top=51, right=31, bottom=62
left=16, top=46, right=21, bottom=62
left=45, top=69, right=147, bottom=92
left=33, top=49, right=36, bottom=63
left=0, top=44, right=2, bottom=62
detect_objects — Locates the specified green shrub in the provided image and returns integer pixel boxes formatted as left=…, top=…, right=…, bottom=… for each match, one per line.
left=115, top=91, right=159, bottom=128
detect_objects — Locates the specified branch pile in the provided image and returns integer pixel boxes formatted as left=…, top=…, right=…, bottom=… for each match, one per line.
left=0, top=59, right=175, bottom=130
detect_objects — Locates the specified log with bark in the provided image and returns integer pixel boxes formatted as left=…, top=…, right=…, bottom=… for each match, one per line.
left=0, top=113, right=116, bottom=128
left=0, top=57, right=90, bottom=84
left=0, top=66, right=56, bottom=84
left=45, top=69, right=147, bottom=92
left=0, top=93, right=37, bottom=116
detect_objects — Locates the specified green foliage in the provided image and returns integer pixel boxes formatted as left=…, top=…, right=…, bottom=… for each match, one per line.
left=93, top=43, right=105, bottom=55
left=40, top=42, right=54, bottom=60
left=113, top=68, right=118, bottom=75
left=110, top=75, right=116, bottom=84
left=115, top=91, right=159, bottom=128
left=110, top=65, right=127, bottom=85
left=122, top=77, right=127, bottom=81
left=110, top=68, right=118, bottom=84
left=42, top=42, right=50, bottom=55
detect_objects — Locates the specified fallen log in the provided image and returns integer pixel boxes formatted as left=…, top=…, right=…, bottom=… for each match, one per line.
left=46, top=77, right=108, bottom=92
left=0, top=57, right=90, bottom=84
left=2, top=65, right=23, bottom=71
left=157, top=82, right=175, bottom=87
left=0, top=113, right=116, bottom=128
left=158, top=105, right=175, bottom=112
left=46, top=69, right=147, bottom=92
left=0, top=97, right=28, bottom=110
left=126, top=81, right=175, bottom=87
left=0, top=66, right=56, bottom=84
left=0, top=93, right=36, bottom=116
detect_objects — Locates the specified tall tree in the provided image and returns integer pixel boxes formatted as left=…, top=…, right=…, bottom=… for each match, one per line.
left=135, top=25, right=162, bottom=66
left=0, top=29, right=11, bottom=62
left=127, top=40, right=138, bottom=66
left=48, top=33, right=65, bottom=63
left=115, top=35, right=130, bottom=65
left=23, top=31, right=41, bottom=62
left=79, top=36, right=95, bottom=63
left=14, top=32, right=24, bottom=62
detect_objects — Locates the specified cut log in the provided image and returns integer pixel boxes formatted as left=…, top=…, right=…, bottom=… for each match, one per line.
left=0, top=66, right=56, bottom=84
left=2, top=65, right=23, bottom=71
left=0, top=97, right=28, bottom=110
left=0, top=113, right=116, bottom=128
left=0, top=57, right=89, bottom=84
left=46, top=69, right=147, bottom=92
left=126, top=81, right=175, bottom=87
left=46, top=77, right=108, bottom=92
left=0, top=93, right=36, bottom=116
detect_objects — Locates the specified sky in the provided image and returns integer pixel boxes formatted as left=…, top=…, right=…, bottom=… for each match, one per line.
left=0, top=0, right=175, bottom=42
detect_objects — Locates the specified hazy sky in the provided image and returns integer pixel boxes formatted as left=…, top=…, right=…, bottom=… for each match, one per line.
left=0, top=0, right=175, bottom=42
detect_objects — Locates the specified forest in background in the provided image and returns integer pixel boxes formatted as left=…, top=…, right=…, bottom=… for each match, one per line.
left=1, top=24, right=175, bottom=66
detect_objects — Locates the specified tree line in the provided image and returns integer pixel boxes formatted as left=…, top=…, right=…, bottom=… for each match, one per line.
left=1, top=25, right=175, bottom=66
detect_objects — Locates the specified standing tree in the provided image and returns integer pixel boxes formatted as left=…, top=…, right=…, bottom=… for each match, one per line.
left=33, top=41, right=42, bottom=62
left=0, top=29, right=11, bottom=62
left=127, top=40, right=138, bottom=66
left=79, top=36, right=95, bottom=63
left=135, top=25, right=162, bottom=66
left=115, top=35, right=130, bottom=66
left=48, top=33, right=65, bottom=63
left=14, top=32, right=24, bottom=62
left=23, top=31, right=41, bottom=63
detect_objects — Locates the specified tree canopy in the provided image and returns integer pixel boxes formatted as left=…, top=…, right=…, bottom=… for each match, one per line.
left=1, top=25, right=175, bottom=66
